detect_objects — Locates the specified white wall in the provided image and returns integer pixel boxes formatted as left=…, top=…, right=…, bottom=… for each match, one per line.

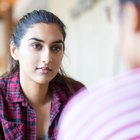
left=13, top=0, right=50, bottom=20
left=0, top=0, right=126, bottom=87
left=48, top=0, right=126, bottom=87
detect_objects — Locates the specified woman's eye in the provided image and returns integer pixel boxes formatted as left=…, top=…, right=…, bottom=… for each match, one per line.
left=31, top=43, right=42, bottom=50
left=51, top=45, right=62, bottom=52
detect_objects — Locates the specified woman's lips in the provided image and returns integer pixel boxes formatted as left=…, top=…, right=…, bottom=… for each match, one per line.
left=36, top=67, right=52, bottom=74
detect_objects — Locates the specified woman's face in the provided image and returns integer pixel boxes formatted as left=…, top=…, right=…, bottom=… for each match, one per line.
left=13, top=23, right=64, bottom=85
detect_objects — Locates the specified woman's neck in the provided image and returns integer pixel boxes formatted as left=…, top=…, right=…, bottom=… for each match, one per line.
left=20, top=77, right=50, bottom=108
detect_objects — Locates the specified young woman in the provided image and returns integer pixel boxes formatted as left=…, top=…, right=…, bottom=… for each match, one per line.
left=0, top=10, right=85, bottom=140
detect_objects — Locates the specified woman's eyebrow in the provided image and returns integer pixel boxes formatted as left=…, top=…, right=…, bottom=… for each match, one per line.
left=53, top=40, right=64, bottom=44
left=28, top=38, right=64, bottom=44
left=28, top=37, right=45, bottom=43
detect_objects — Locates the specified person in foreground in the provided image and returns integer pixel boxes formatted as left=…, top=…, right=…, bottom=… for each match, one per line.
left=0, top=10, right=85, bottom=140
left=57, top=0, right=140, bottom=139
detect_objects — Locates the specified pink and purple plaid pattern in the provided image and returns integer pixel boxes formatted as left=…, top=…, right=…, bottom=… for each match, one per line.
left=0, top=71, right=84, bottom=139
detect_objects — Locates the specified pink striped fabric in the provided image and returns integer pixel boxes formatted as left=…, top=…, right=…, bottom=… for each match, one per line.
left=57, top=69, right=140, bottom=140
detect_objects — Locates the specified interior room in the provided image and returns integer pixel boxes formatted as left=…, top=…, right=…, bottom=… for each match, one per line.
left=0, top=0, right=126, bottom=88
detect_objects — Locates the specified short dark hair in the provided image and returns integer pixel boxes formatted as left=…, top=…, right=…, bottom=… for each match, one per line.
left=116, top=0, right=140, bottom=19
left=119, top=0, right=140, bottom=7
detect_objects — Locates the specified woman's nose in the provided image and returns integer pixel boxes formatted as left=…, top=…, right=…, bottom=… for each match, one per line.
left=41, top=49, right=53, bottom=64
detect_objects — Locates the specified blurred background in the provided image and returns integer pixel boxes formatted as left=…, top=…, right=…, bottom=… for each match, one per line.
left=0, top=0, right=126, bottom=88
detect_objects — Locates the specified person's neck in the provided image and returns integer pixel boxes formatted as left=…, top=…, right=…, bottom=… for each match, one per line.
left=20, top=78, right=50, bottom=108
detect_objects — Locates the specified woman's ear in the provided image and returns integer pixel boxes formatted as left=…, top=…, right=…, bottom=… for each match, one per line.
left=124, top=2, right=140, bottom=32
left=10, top=41, right=19, bottom=61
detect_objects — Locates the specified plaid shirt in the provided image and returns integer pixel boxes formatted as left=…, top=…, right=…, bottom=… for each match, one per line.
left=0, top=71, right=85, bottom=140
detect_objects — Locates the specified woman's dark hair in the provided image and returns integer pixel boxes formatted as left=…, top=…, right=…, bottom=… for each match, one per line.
left=7, top=10, right=66, bottom=76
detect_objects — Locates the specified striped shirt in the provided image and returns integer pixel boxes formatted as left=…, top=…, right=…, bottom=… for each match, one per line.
left=0, top=71, right=84, bottom=140
left=57, top=68, right=140, bottom=140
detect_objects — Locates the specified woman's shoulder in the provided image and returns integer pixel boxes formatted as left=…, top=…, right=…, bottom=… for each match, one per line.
left=0, top=71, right=19, bottom=90
left=65, top=76, right=85, bottom=92
left=0, top=75, right=7, bottom=90
left=52, top=74, right=86, bottom=97
left=0, top=77, right=8, bottom=99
